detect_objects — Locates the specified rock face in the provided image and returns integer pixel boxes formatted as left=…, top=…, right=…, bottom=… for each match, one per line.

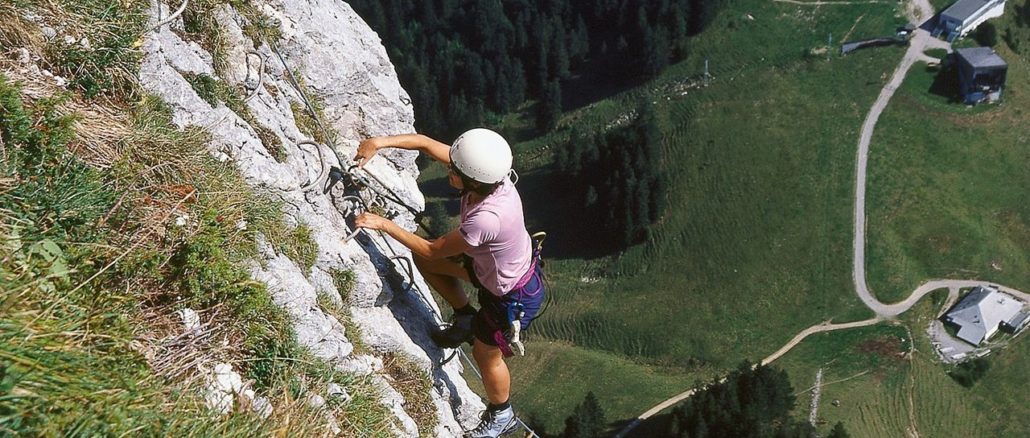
left=139, top=1, right=483, bottom=435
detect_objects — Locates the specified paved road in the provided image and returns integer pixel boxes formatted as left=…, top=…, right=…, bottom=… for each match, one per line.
left=853, top=0, right=956, bottom=317
left=614, top=2, right=1028, bottom=436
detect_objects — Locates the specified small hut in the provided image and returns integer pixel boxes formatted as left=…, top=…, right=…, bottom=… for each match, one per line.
left=953, top=47, right=1007, bottom=104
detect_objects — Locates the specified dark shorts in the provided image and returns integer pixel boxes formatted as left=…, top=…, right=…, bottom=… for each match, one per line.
left=463, top=256, right=545, bottom=346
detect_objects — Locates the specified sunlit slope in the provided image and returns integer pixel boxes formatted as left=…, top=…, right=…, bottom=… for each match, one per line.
left=498, top=0, right=911, bottom=431
left=865, top=26, right=1030, bottom=303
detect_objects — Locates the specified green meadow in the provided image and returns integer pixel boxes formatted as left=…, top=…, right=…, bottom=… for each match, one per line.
left=418, top=0, right=906, bottom=431
left=418, top=0, right=1030, bottom=433
left=777, top=290, right=1030, bottom=437
left=865, top=33, right=1030, bottom=303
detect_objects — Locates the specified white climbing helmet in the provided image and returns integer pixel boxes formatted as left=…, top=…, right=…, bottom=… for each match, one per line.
left=449, top=128, right=512, bottom=184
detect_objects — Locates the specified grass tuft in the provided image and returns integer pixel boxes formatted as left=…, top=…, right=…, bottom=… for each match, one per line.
left=383, top=353, right=439, bottom=436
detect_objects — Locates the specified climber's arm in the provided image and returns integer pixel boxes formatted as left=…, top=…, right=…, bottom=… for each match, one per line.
left=354, top=134, right=451, bottom=167
left=354, top=213, right=469, bottom=260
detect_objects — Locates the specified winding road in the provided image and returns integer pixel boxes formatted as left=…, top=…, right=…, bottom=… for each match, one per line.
left=615, top=1, right=1028, bottom=436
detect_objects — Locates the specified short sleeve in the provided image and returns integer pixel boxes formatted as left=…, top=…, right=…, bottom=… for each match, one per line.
left=459, top=211, right=500, bottom=247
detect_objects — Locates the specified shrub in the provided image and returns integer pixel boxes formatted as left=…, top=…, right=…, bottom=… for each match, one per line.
left=949, top=357, right=990, bottom=388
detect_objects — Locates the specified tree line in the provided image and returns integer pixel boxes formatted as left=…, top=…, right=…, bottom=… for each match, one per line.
left=548, top=364, right=852, bottom=437
left=667, top=361, right=850, bottom=438
left=347, top=0, right=723, bottom=138
left=555, top=105, right=667, bottom=249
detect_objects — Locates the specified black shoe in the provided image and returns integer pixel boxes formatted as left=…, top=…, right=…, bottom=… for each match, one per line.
left=432, top=313, right=474, bottom=348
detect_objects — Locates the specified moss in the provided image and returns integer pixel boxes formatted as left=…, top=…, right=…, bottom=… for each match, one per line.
left=182, top=0, right=230, bottom=71
left=291, top=101, right=326, bottom=144
left=262, top=221, right=319, bottom=273
left=289, top=223, right=319, bottom=272
left=184, top=72, right=221, bottom=106
left=230, top=0, right=283, bottom=47
left=332, top=269, right=356, bottom=302
left=289, top=71, right=339, bottom=146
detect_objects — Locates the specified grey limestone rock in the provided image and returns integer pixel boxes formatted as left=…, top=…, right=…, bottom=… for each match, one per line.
left=140, top=0, right=484, bottom=435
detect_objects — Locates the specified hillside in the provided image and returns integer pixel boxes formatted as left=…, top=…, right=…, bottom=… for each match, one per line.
left=410, top=0, right=1030, bottom=434
left=1, top=0, right=485, bottom=435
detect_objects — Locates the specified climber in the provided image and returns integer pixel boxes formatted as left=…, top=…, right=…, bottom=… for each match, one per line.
left=352, top=128, right=545, bottom=438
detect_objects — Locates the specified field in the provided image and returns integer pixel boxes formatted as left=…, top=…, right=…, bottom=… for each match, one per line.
left=775, top=288, right=1030, bottom=437
left=415, top=0, right=910, bottom=431
left=416, top=0, right=1030, bottom=433
left=864, top=16, right=1030, bottom=302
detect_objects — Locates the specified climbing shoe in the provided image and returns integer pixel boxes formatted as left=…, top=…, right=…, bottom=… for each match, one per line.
left=431, top=313, right=474, bottom=348
left=466, top=406, right=518, bottom=438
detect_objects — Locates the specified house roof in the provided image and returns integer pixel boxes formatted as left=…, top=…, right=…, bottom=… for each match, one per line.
left=946, top=286, right=1025, bottom=345
left=955, top=47, right=1008, bottom=69
left=1008, top=311, right=1030, bottom=329
left=942, top=0, right=993, bottom=22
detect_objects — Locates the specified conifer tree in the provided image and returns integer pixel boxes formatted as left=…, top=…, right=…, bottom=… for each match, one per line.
left=563, top=391, right=606, bottom=438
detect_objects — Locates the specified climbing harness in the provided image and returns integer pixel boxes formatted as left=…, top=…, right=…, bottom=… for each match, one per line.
left=490, top=231, right=548, bottom=358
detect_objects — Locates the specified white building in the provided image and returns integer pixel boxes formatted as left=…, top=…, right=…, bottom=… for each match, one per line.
left=944, top=286, right=1026, bottom=346
left=934, top=0, right=1007, bottom=41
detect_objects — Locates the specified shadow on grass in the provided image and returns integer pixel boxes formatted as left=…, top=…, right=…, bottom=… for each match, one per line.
left=419, top=175, right=457, bottom=198
left=620, top=413, right=672, bottom=437
left=927, top=63, right=962, bottom=103
left=518, top=167, right=620, bottom=260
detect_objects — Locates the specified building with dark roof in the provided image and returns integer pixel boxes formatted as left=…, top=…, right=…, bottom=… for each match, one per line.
left=934, top=0, right=1007, bottom=41
left=953, top=47, right=1007, bottom=104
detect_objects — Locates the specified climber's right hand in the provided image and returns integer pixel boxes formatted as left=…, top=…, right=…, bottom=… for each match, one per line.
left=354, top=137, right=381, bottom=168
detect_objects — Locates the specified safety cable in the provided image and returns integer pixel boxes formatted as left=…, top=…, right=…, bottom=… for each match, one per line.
left=250, top=26, right=539, bottom=438
left=297, top=140, right=328, bottom=192
left=151, top=0, right=189, bottom=32
left=244, top=51, right=266, bottom=102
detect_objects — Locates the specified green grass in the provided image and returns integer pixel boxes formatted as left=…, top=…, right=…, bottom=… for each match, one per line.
left=0, top=64, right=391, bottom=436
left=865, top=42, right=1030, bottom=302
left=42, top=0, right=148, bottom=99
left=775, top=323, right=913, bottom=437
left=771, top=287, right=1030, bottom=437
left=478, top=341, right=702, bottom=436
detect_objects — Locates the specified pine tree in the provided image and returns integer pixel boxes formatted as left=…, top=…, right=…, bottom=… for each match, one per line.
left=535, top=79, right=562, bottom=132
left=563, top=391, right=606, bottom=438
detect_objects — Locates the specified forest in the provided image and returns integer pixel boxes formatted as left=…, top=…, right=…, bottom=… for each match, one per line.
left=666, top=362, right=850, bottom=438
left=555, top=105, right=666, bottom=249
left=347, top=0, right=722, bottom=138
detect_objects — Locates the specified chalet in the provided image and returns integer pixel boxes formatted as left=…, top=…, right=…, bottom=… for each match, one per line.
left=934, top=0, right=1006, bottom=41
left=953, top=47, right=1007, bottom=104
left=944, top=286, right=1026, bottom=346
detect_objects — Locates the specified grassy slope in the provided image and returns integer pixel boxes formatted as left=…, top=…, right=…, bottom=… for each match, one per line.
left=420, top=1, right=1030, bottom=433
left=865, top=6, right=1030, bottom=302
left=472, top=0, right=910, bottom=431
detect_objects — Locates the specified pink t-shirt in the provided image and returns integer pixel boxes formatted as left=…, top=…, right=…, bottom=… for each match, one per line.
left=459, top=179, right=532, bottom=296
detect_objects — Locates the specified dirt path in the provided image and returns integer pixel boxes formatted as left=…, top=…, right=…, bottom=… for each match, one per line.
left=615, top=2, right=1027, bottom=435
